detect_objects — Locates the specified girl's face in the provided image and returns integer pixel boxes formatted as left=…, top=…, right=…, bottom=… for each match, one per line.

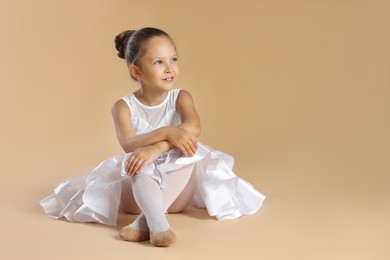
left=133, top=36, right=179, bottom=92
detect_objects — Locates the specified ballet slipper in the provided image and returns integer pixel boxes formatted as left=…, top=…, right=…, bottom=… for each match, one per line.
left=150, top=229, right=177, bottom=247
left=119, top=225, right=150, bottom=242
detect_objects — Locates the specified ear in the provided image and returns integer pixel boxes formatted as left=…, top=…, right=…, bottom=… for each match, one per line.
left=129, top=64, right=142, bottom=80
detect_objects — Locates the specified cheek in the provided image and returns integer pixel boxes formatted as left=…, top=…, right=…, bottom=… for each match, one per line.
left=173, top=63, right=179, bottom=72
left=143, top=67, right=160, bottom=78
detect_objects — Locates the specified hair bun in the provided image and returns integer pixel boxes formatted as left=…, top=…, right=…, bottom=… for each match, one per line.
left=114, top=30, right=136, bottom=59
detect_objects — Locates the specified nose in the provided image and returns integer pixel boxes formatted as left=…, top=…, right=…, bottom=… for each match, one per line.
left=164, top=62, right=173, bottom=73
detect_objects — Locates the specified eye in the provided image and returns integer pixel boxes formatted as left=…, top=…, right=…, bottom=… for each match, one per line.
left=171, top=57, right=178, bottom=63
left=153, top=60, right=163, bottom=65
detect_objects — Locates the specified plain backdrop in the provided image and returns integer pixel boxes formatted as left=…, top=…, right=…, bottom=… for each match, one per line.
left=1, top=0, right=389, bottom=259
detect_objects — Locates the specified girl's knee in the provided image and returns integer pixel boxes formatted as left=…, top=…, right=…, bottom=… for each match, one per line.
left=166, top=202, right=190, bottom=214
left=122, top=207, right=142, bottom=214
left=167, top=207, right=184, bottom=214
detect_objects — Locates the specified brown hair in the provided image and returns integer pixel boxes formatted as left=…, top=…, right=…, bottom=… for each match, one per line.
left=115, top=27, right=174, bottom=70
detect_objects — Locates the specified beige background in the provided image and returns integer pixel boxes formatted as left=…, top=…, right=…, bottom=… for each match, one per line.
left=1, top=0, right=389, bottom=259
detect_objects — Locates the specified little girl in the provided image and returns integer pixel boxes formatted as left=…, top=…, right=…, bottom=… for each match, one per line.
left=40, top=27, right=265, bottom=247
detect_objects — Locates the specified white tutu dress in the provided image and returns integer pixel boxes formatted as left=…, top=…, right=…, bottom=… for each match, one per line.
left=40, top=89, right=265, bottom=226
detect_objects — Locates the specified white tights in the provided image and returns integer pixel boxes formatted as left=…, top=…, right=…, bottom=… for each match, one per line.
left=120, top=164, right=197, bottom=233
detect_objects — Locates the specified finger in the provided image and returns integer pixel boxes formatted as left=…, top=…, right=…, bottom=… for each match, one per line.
left=131, top=159, right=144, bottom=176
left=182, top=141, right=194, bottom=156
left=126, top=157, right=135, bottom=174
left=178, top=144, right=189, bottom=156
left=191, top=136, right=198, bottom=148
left=188, top=136, right=198, bottom=152
left=187, top=141, right=197, bottom=156
left=131, top=159, right=142, bottom=175
left=187, top=135, right=197, bottom=150
left=134, top=161, right=146, bottom=175
left=182, top=143, right=194, bottom=156
left=125, top=157, right=135, bottom=174
left=128, top=158, right=140, bottom=175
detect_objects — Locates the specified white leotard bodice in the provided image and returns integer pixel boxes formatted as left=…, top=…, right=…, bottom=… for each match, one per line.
left=121, top=88, right=182, bottom=134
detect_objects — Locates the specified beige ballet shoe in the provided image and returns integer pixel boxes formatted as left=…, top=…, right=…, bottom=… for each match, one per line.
left=119, top=225, right=150, bottom=242
left=150, top=229, right=177, bottom=247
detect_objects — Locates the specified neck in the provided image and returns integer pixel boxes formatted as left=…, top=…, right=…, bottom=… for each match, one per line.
left=134, top=88, right=169, bottom=106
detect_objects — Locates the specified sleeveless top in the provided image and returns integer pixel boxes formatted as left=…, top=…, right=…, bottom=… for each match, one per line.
left=121, top=88, right=182, bottom=135
left=120, top=88, right=200, bottom=187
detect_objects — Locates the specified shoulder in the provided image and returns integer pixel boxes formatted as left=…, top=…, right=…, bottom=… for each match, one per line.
left=111, top=98, right=131, bottom=118
left=176, top=89, right=194, bottom=103
left=176, top=89, right=196, bottom=110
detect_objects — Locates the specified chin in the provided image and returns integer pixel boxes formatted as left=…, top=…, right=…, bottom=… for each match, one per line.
left=161, top=84, right=175, bottom=91
left=165, top=86, right=175, bottom=92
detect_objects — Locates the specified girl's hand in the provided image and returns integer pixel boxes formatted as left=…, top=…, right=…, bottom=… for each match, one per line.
left=166, top=127, right=198, bottom=156
left=125, top=145, right=161, bottom=176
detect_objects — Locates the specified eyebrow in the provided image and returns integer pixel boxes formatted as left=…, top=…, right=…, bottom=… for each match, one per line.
left=147, top=54, right=178, bottom=61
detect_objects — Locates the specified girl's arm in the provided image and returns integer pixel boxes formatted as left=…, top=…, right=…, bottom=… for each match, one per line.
left=176, top=89, right=201, bottom=138
left=116, top=90, right=201, bottom=176
left=111, top=99, right=170, bottom=153
left=144, top=90, right=201, bottom=156
left=112, top=90, right=200, bottom=154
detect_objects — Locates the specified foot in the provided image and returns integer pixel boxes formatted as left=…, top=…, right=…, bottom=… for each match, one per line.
left=119, top=225, right=150, bottom=242
left=150, top=229, right=177, bottom=247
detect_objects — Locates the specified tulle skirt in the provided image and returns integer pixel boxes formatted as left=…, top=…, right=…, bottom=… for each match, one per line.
left=40, top=143, right=265, bottom=226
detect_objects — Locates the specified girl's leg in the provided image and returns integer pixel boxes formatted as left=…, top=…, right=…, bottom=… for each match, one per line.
left=120, top=179, right=141, bottom=214
left=121, top=164, right=196, bottom=225
left=120, top=164, right=197, bottom=245
left=130, top=172, right=181, bottom=246
left=130, top=172, right=170, bottom=233
left=163, top=164, right=197, bottom=213
left=120, top=179, right=149, bottom=232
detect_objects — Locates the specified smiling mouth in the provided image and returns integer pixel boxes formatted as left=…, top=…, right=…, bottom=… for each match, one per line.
left=163, top=77, right=174, bottom=82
